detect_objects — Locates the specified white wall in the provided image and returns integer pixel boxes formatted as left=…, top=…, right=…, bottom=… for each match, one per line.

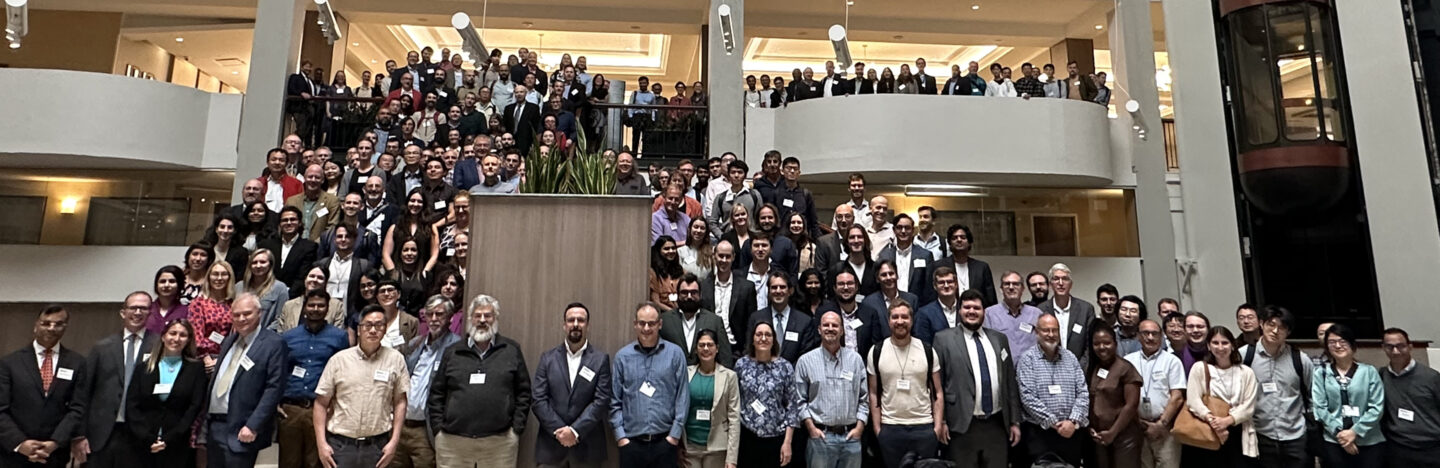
left=0, top=69, right=240, bottom=170
left=752, top=95, right=1118, bottom=187
left=0, top=246, right=185, bottom=303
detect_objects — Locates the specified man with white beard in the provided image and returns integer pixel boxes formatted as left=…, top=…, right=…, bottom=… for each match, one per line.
left=427, top=294, right=533, bottom=468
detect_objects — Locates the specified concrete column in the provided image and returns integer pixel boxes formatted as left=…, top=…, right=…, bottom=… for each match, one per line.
left=1112, top=0, right=1179, bottom=303
left=1336, top=0, right=1440, bottom=341
left=707, top=0, right=744, bottom=159
left=233, top=0, right=307, bottom=198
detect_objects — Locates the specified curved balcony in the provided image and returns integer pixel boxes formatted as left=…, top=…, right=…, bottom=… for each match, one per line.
left=746, top=94, right=1119, bottom=187
left=0, top=69, right=241, bottom=170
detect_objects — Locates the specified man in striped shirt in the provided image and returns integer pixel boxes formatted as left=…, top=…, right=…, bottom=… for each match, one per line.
left=1015, top=314, right=1088, bottom=467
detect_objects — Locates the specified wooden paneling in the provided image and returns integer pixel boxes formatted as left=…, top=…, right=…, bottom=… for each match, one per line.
left=466, top=194, right=651, bottom=467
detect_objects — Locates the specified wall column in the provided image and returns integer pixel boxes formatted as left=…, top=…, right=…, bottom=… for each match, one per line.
left=233, top=0, right=307, bottom=198
left=1049, top=38, right=1095, bottom=75
left=706, top=0, right=744, bottom=159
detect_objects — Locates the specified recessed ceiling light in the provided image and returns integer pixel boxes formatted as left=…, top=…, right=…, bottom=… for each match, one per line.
left=175, top=37, right=184, bottom=42
left=971, top=4, right=980, bottom=10
left=231, top=71, right=239, bottom=75
left=371, top=59, right=377, bottom=63
left=1095, top=24, right=1104, bottom=30
left=352, top=42, right=360, bottom=46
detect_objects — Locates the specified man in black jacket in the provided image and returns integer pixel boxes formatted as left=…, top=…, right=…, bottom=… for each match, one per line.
left=504, top=85, right=542, bottom=154
left=531, top=303, right=613, bottom=467
left=258, top=206, right=320, bottom=297
left=74, top=292, right=157, bottom=467
left=428, top=294, right=532, bottom=467
left=0, top=305, right=87, bottom=468
left=286, top=61, right=319, bottom=146
left=701, top=240, right=758, bottom=349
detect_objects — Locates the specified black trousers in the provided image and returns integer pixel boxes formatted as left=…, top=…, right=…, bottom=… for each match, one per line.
left=1387, top=442, right=1440, bottom=468
left=1321, top=441, right=1384, bottom=468
left=739, top=426, right=785, bottom=468
left=89, top=424, right=144, bottom=468
left=876, top=423, right=938, bottom=468
left=1180, top=426, right=1252, bottom=468
left=946, top=417, right=1009, bottom=468
left=1257, top=434, right=1310, bottom=468
left=618, top=436, right=678, bottom=468
left=1022, top=422, right=1082, bottom=467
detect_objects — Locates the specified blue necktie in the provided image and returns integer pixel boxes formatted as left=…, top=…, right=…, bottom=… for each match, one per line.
left=973, top=331, right=993, bottom=415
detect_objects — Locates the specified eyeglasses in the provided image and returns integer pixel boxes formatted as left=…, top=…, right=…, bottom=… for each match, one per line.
left=634, top=320, right=660, bottom=329
left=1326, top=339, right=1350, bottom=348
left=359, top=323, right=386, bottom=330
left=1381, top=343, right=1408, bottom=351
left=1138, top=331, right=1162, bottom=337
left=124, top=305, right=149, bottom=312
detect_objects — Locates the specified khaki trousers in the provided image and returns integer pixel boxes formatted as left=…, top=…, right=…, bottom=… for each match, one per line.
left=389, top=422, right=435, bottom=468
left=1139, top=431, right=1180, bottom=468
left=277, top=403, right=321, bottom=468
left=434, top=431, right=518, bottom=468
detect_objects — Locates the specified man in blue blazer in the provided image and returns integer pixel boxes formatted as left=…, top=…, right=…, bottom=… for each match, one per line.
left=877, top=214, right=936, bottom=299
left=817, top=269, right=889, bottom=355
left=913, top=266, right=963, bottom=344
left=450, top=157, right=481, bottom=191
left=206, top=293, right=289, bottom=468
left=532, top=303, right=613, bottom=468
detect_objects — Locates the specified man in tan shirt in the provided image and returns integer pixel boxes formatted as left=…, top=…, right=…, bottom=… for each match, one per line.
left=313, top=305, right=411, bottom=468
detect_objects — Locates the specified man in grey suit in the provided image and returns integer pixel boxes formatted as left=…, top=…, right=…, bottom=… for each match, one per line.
left=877, top=214, right=935, bottom=298
left=74, top=291, right=158, bottom=467
left=533, top=302, right=613, bottom=468
left=661, top=274, right=735, bottom=366
left=927, top=224, right=996, bottom=307
left=934, top=290, right=1022, bottom=468
left=814, top=204, right=855, bottom=275
left=1035, top=263, right=1096, bottom=365
left=700, top=240, right=757, bottom=349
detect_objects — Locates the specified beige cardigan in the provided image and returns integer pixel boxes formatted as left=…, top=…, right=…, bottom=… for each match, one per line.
left=687, top=364, right=741, bottom=465
left=1186, top=362, right=1259, bottom=457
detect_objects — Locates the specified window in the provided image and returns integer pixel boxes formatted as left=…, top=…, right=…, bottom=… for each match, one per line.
left=85, top=198, right=193, bottom=246
left=0, top=196, right=45, bottom=244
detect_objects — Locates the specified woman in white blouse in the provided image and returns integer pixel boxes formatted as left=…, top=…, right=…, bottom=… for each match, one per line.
left=1183, top=326, right=1259, bottom=465
left=678, top=217, right=715, bottom=280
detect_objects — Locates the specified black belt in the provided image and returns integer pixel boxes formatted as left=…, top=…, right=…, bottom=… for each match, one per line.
left=327, top=432, right=388, bottom=447
left=282, top=398, right=314, bottom=409
left=404, top=419, right=427, bottom=428
left=630, top=433, right=668, bottom=443
left=813, top=423, right=855, bottom=435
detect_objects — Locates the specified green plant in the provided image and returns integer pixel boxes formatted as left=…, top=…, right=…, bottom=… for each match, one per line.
left=520, top=133, right=568, bottom=194
left=519, top=127, right=616, bottom=195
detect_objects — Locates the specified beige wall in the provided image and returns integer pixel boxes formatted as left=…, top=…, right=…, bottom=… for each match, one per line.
left=113, top=38, right=171, bottom=79
left=170, top=57, right=198, bottom=87
left=0, top=11, right=121, bottom=72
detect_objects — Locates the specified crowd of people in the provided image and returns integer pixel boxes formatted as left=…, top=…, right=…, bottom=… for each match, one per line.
left=742, top=59, right=1113, bottom=108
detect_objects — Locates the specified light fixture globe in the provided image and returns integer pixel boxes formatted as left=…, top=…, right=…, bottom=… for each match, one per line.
left=451, top=12, right=470, bottom=30
left=828, top=24, right=847, bottom=42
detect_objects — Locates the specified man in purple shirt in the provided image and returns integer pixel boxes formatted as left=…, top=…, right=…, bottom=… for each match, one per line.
left=984, top=271, right=1043, bottom=358
left=651, top=184, right=690, bottom=243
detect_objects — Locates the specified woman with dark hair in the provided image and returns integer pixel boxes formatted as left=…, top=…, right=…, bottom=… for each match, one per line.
left=833, top=224, right=879, bottom=297
left=684, top=329, right=740, bottom=468
left=237, top=249, right=289, bottom=330
left=383, top=188, right=440, bottom=276
left=679, top=217, right=715, bottom=280
left=392, top=239, right=431, bottom=314
left=734, top=321, right=802, bottom=468
left=792, top=268, right=826, bottom=315
left=583, top=74, right=609, bottom=152
left=435, top=192, right=470, bottom=259
left=147, top=265, right=190, bottom=334
left=395, top=117, right=427, bottom=149
left=419, top=156, right=459, bottom=223
left=896, top=65, right=918, bottom=94
left=126, top=319, right=206, bottom=467
left=650, top=236, right=684, bottom=310
left=179, top=244, right=214, bottom=305
left=345, top=270, right=383, bottom=343
left=239, top=201, right=277, bottom=250
left=203, top=214, right=251, bottom=279
left=878, top=67, right=897, bottom=94
left=437, top=231, right=469, bottom=281
left=1086, top=323, right=1143, bottom=468
left=1313, top=324, right=1386, bottom=468
left=322, top=160, right=344, bottom=196
left=785, top=212, right=817, bottom=273
left=1182, top=326, right=1259, bottom=465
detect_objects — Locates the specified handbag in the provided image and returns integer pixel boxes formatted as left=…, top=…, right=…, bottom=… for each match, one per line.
left=1170, top=364, right=1232, bottom=450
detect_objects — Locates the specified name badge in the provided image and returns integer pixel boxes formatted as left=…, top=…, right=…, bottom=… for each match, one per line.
left=1097, top=368, right=1109, bottom=380
left=209, top=331, right=225, bottom=344
left=810, top=86, right=817, bottom=92
left=579, top=366, right=596, bottom=381
left=1000, top=349, right=1009, bottom=362
left=1342, top=405, right=1360, bottom=417
left=470, top=373, right=486, bottom=385
left=358, top=176, right=369, bottom=184
left=750, top=400, right=767, bottom=415
left=315, top=207, right=330, bottom=218
left=1071, top=323, right=1083, bottom=334
left=438, top=90, right=448, bottom=97
left=239, top=356, right=254, bottom=371
left=782, top=199, right=794, bottom=208
left=383, top=335, right=404, bottom=348
left=640, top=381, right=656, bottom=397
left=292, top=366, right=307, bottom=378
left=1261, top=382, right=1278, bottom=394
left=896, top=379, right=912, bottom=391
left=696, top=409, right=712, bottom=421
left=669, top=223, right=678, bottom=231
left=1019, top=323, right=1034, bottom=333
left=1047, top=384, right=1063, bottom=395
left=1398, top=408, right=1415, bottom=421
left=785, top=331, right=800, bottom=342
left=446, top=248, right=456, bottom=257
left=434, top=201, right=447, bottom=210
left=153, top=383, right=173, bottom=394
left=847, top=319, right=862, bottom=329
left=143, top=353, right=151, bottom=362
left=841, top=371, right=854, bottom=381
left=1152, top=371, right=1167, bottom=381
left=55, top=368, right=74, bottom=381
left=668, top=293, right=678, bottom=302
left=913, top=259, right=926, bottom=268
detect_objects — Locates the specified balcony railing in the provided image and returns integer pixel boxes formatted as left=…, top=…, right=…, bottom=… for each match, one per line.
left=594, top=103, right=708, bottom=161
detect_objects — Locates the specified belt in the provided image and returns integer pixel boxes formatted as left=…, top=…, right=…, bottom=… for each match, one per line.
left=327, top=432, right=388, bottom=447
left=813, top=423, right=855, bottom=435
left=630, top=433, right=668, bottom=443
left=282, top=398, right=314, bottom=409
left=404, top=419, right=428, bottom=428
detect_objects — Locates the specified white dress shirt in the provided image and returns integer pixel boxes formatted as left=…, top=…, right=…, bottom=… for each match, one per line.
left=955, top=260, right=971, bottom=291
left=326, top=254, right=353, bottom=304
left=266, top=179, right=286, bottom=213
left=965, top=328, right=1003, bottom=416
left=566, top=341, right=588, bottom=386
left=714, top=273, right=735, bottom=345
left=985, top=79, right=1017, bottom=97
left=1052, top=297, right=1073, bottom=349
left=894, top=245, right=914, bottom=293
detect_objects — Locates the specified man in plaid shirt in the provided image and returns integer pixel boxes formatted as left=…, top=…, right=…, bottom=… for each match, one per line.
left=1014, top=63, right=1047, bottom=99
left=1016, top=314, right=1089, bottom=466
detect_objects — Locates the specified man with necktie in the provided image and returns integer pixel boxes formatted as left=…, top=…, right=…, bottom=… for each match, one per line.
left=74, top=292, right=158, bottom=467
left=934, top=290, right=1023, bottom=468
left=207, top=293, right=289, bottom=467
left=0, top=305, right=86, bottom=467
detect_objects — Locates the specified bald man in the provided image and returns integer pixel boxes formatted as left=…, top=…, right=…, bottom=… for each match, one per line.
left=816, top=204, right=856, bottom=274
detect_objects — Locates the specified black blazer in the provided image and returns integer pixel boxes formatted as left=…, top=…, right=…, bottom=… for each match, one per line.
left=285, top=73, right=316, bottom=112
left=659, top=309, right=735, bottom=367
left=850, top=78, right=876, bottom=94
left=821, top=76, right=850, bottom=96
left=793, top=80, right=823, bottom=101
left=78, top=332, right=158, bottom=452
left=746, top=307, right=818, bottom=364
left=531, top=344, right=612, bottom=465
left=0, top=345, right=86, bottom=467
left=503, top=102, right=542, bottom=149
left=828, top=260, right=879, bottom=298
left=217, top=245, right=252, bottom=280
left=915, top=72, right=939, bottom=94
left=877, top=244, right=937, bottom=300
left=813, top=232, right=845, bottom=276
left=815, top=300, right=889, bottom=355
left=125, top=358, right=206, bottom=448
left=258, top=236, right=320, bottom=295
left=700, top=272, right=758, bottom=348
left=926, top=256, right=996, bottom=308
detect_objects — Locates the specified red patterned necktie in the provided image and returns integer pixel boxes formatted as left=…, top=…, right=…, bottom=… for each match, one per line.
left=40, top=349, right=53, bottom=393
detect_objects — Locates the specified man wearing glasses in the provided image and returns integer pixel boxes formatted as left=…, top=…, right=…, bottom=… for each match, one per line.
left=394, top=295, right=462, bottom=467
left=1123, top=319, right=1186, bottom=468
left=1237, top=306, right=1315, bottom=468
left=659, top=274, right=735, bottom=367
left=74, top=292, right=158, bottom=465
left=428, top=295, right=532, bottom=468
left=983, top=271, right=1043, bottom=359
left=1379, top=327, right=1440, bottom=467
left=610, top=302, right=688, bottom=468
left=774, top=157, right=820, bottom=239
left=373, top=279, right=418, bottom=352
left=313, top=304, right=411, bottom=468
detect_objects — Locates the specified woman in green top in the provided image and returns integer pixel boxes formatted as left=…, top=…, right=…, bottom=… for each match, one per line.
left=683, top=330, right=740, bottom=468
left=1313, top=324, right=1386, bottom=468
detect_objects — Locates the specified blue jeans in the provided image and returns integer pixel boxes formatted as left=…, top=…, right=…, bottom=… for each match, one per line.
left=807, top=433, right=861, bottom=468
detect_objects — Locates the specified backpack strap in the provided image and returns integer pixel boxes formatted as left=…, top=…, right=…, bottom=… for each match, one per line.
left=1243, top=343, right=1257, bottom=366
left=1290, top=345, right=1312, bottom=409
left=871, top=342, right=885, bottom=402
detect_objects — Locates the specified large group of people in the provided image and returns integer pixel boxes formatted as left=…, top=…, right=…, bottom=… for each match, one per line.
left=742, top=59, right=1113, bottom=107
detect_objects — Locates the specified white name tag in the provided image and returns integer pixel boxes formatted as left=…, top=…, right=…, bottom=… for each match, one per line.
left=143, top=353, right=151, bottom=362
left=579, top=366, right=596, bottom=381
left=1097, top=368, right=1109, bottom=379
left=292, top=366, right=307, bottom=378
left=640, top=381, right=656, bottom=397
left=1342, top=405, right=1360, bottom=417
left=750, top=400, right=767, bottom=414
left=446, top=248, right=456, bottom=257
left=696, top=409, right=712, bottom=421
left=210, top=332, right=225, bottom=344
left=383, top=336, right=404, bottom=348
left=1047, top=384, right=1062, bottom=395
left=1019, top=323, right=1034, bottom=333
left=896, top=379, right=912, bottom=391
left=669, top=223, right=678, bottom=231
left=847, top=319, right=862, bottom=329
left=153, top=383, right=173, bottom=394
left=1261, top=382, right=1278, bottom=394
left=315, top=207, right=330, bottom=218
left=668, top=293, right=678, bottom=302
left=374, top=370, right=390, bottom=382
left=55, top=368, right=74, bottom=381
left=239, top=356, right=254, bottom=371
left=841, top=371, right=854, bottom=381
left=913, top=259, right=926, bottom=268
left=358, top=176, right=369, bottom=184
left=1152, top=371, right=1167, bottom=381
left=1071, top=323, right=1083, bottom=334
left=438, top=90, right=448, bottom=97
left=1398, top=408, right=1415, bottom=421
left=785, top=331, right=800, bottom=342
left=470, top=373, right=486, bottom=385
left=1000, top=349, right=1009, bottom=362
left=782, top=199, right=795, bottom=208
left=434, top=201, right=447, bottom=210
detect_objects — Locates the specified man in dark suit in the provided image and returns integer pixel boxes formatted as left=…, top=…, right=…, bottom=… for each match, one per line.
left=286, top=60, right=319, bottom=146
left=860, top=260, right=914, bottom=340
left=312, top=224, right=371, bottom=305
left=0, top=305, right=86, bottom=468
left=226, top=178, right=270, bottom=221
left=746, top=273, right=818, bottom=363
left=1035, top=263, right=1096, bottom=364
left=820, top=61, right=850, bottom=97
left=259, top=206, right=319, bottom=296
left=74, top=292, right=158, bottom=466
left=660, top=274, right=735, bottom=367
left=504, top=84, right=542, bottom=153
left=206, top=293, right=289, bottom=468
left=878, top=214, right=936, bottom=298
left=933, top=290, right=1023, bottom=468
left=814, top=204, right=855, bottom=275
left=559, top=66, right=589, bottom=111
left=927, top=224, right=997, bottom=307
left=817, top=270, right=888, bottom=355
left=915, top=57, right=939, bottom=94
left=914, top=266, right=962, bottom=344
left=532, top=302, right=613, bottom=468
left=849, top=62, right=875, bottom=94
left=700, top=240, right=758, bottom=350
